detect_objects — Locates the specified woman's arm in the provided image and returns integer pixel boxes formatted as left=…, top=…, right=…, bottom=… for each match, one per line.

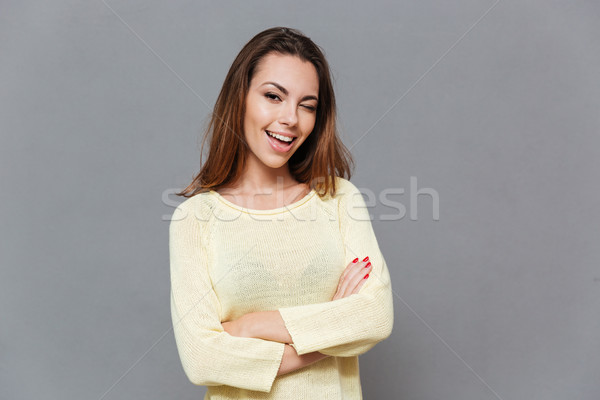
left=222, top=258, right=373, bottom=344
left=274, top=179, right=394, bottom=357
left=277, top=345, right=329, bottom=376
left=170, top=202, right=285, bottom=393
left=222, top=315, right=329, bottom=375
left=222, top=310, right=291, bottom=343
left=223, top=179, right=394, bottom=359
left=222, top=258, right=372, bottom=375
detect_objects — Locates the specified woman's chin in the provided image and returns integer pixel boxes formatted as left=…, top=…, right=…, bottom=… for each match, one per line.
left=264, top=160, right=290, bottom=170
left=245, top=146, right=297, bottom=171
left=258, top=154, right=293, bottom=170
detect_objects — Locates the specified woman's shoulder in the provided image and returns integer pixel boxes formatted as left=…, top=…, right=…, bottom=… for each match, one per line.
left=313, top=176, right=361, bottom=202
left=332, top=176, right=361, bottom=199
left=171, top=191, right=218, bottom=224
left=316, top=177, right=362, bottom=215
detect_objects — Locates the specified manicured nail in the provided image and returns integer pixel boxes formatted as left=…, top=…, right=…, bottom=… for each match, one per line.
left=365, top=262, right=371, bottom=268
left=363, top=256, right=369, bottom=262
left=352, top=258, right=359, bottom=263
left=364, top=274, right=369, bottom=279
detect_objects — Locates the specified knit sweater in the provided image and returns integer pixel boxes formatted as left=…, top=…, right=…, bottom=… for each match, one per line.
left=169, top=177, right=394, bottom=399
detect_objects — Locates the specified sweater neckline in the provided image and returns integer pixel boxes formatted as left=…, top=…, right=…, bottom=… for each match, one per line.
left=209, top=188, right=317, bottom=215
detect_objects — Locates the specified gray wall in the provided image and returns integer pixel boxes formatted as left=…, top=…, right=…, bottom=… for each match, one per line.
left=2, top=1, right=599, bottom=399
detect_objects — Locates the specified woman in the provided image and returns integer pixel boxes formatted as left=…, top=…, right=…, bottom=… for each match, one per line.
left=169, top=27, right=393, bottom=399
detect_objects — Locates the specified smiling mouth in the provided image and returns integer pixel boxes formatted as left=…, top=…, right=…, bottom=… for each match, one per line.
left=265, top=130, right=297, bottom=145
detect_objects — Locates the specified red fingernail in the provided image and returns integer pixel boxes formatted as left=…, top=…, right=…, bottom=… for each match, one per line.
left=364, top=274, right=369, bottom=279
left=365, top=262, right=371, bottom=268
left=352, top=258, right=359, bottom=263
left=363, top=256, right=369, bottom=262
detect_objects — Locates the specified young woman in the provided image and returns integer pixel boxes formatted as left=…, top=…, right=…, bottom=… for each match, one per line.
left=169, top=27, right=394, bottom=399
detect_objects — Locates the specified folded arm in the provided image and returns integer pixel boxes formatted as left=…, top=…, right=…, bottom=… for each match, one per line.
left=223, top=181, right=394, bottom=358
left=170, top=202, right=285, bottom=392
left=278, top=180, right=394, bottom=357
left=226, top=264, right=392, bottom=359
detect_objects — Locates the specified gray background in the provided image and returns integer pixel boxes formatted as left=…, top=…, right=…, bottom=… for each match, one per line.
left=1, top=1, right=599, bottom=399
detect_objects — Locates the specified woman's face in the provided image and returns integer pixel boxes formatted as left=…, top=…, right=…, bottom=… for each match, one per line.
left=243, top=52, right=319, bottom=171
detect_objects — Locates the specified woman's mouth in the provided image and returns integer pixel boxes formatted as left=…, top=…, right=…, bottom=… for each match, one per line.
left=265, top=130, right=296, bottom=153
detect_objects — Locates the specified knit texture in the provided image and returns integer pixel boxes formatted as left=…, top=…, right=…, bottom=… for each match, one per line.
left=169, top=177, right=394, bottom=399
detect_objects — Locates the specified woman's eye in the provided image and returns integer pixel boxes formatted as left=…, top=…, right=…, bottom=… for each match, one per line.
left=301, top=104, right=317, bottom=112
left=265, top=93, right=280, bottom=101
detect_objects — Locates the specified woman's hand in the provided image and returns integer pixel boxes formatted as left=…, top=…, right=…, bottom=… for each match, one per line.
left=331, top=257, right=372, bottom=300
left=222, top=315, right=252, bottom=338
left=222, top=311, right=292, bottom=344
left=277, top=344, right=329, bottom=376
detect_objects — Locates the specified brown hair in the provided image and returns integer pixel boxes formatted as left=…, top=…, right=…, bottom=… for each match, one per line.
left=176, top=27, right=353, bottom=198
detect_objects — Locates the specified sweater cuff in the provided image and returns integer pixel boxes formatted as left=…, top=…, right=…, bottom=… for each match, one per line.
left=279, top=308, right=308, bottom=355
left=255, top=340, right=286, bottom=392
left=278, top=300, right=349, bottom=356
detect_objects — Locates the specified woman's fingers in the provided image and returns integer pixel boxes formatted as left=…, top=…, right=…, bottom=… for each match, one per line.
left=350, top=272, right=369, bottom=294
left=332, top=258, right=372, bottom=300
left=337, top=258, right=358, bottom=288
left=339, top=261, right=371, bottom=297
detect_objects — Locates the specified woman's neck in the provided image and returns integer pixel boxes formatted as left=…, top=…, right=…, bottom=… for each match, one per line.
left=229, top=158, right=299, bottom=195
left=216, top=157, right=311, bottom=210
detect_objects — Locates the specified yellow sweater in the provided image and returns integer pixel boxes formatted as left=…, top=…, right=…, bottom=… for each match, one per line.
left=169, top=177, right=394, bottom=399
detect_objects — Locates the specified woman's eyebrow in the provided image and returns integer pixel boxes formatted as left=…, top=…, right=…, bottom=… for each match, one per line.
left=260, top=81, right=318, bottom=102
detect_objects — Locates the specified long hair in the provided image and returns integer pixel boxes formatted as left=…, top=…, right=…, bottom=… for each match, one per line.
left=176, top=27, right=353, bottom=198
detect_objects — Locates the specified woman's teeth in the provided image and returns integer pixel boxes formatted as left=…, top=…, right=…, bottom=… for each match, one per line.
left=266, top=131, right=293, bottom=143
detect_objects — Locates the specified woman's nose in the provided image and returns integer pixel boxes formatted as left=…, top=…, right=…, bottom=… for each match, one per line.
left=278, top=102, right=298, bottom=126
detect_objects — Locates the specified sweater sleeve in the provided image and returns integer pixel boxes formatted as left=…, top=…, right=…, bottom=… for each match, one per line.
left=169, top=201, right=285, bottom=392
left=277, top=179, right=394, bottom=357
